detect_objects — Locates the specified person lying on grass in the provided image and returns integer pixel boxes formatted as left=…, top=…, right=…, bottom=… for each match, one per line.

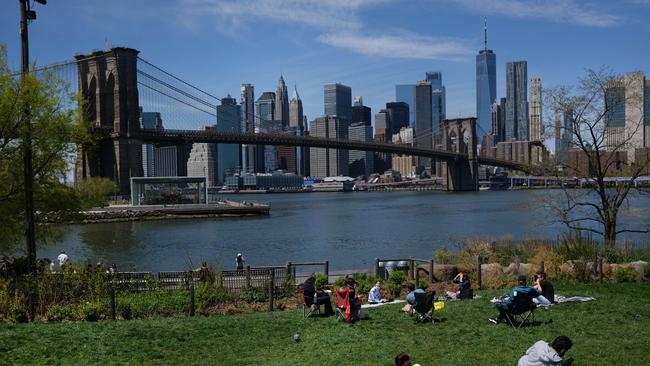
left=518, top=336, right=574, bottom=366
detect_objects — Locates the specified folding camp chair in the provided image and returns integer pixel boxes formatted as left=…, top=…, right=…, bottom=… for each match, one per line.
left=335, top=288, right=351, bottom=322
left=503, top=291, right=536, bottom=329
left=413, top=291, right=435, bottom=323
left=302, top=292, right=321, bottom=318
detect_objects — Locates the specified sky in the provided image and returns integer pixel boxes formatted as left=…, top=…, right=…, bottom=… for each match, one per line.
left=1, top=0, right=649, bottom=132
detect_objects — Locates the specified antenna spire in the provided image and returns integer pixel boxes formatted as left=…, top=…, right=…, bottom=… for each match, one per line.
left=484, top=17, right=488, bottom=51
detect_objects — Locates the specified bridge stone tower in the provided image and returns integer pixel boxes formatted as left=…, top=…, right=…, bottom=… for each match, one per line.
left=75, top=47, right=143, bottom=196
left=441, top=118, right=479, bottom=191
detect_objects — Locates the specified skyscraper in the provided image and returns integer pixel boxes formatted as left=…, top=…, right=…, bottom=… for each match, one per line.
left=476, top=18, right=497, bottom=141
left=254, top=92, right=276, bottom=173
left=396, top=84, right=416, bottom=127
left=240, top=84, right=255, bottom=172
left=139, top=108, right=163, bottom=177
left=505, top=61, right=529, bottom=141
left=274, top=75, right=289, bottom=128
left=386, top=101, right=409, bottom=135
left=289, top=85, right=304, bottom=132
left=324, top=83, right=352, bottom=122
left=187, top=127, right=218, bottom=187
left=309, top=116, right=350, bottom=177
left=426, top=71, right=446, bottom=131
left=348, top=122, right=374, bottom=178
left=374, top=109, right=391, bottom=142
left=352, top=96, right=371, bottom=126
left=529, top=77, right=543, bottom=142
left=217, top=95, right=241, bottom=183
left=604, top=71, right=650, bottom=162
left=491, top=97, right=506, bottom=144
left=415, top=81, right=433, bottom=136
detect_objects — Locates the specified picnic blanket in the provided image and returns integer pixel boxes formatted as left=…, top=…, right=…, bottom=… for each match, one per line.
left=555, top=295, right=595, bottom=304
left=490, top=295, right=596, bottom=305
left=361, top=299, right=405, bottom=309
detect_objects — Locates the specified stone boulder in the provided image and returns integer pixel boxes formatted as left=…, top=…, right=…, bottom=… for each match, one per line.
left=481, top=263, right=503, bottom=280
left=518, top=263, right=532, bottom=276
left=502, top=263, right=519, bottom=275
left=432, top=264, right=458, bottom=281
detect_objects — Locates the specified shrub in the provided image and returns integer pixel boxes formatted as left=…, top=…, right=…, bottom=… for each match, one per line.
left=240, top=287, right=268, bottom=304
left=484, top=275, right=518, bottom=290
left=614, top=267, right=638, bottom=283
left=417, top=278, right=429, bottom=290
left=275, top=299, right=288, bottom=311
left=79, top=302, right=104, bottom=322
left=224, top=304, right=241, bottom=315
left=334, top=276, right=346, bottom=287
left=45, top=304, right=77, bottom=322
left=557, top=231, right=601, bottom=261
left=388, top=271, right=406, bottom=285
left=117, top=301, right=133, bottom=320
left=434, top=248, right=453, bottom=264
left=644, top=265, right=650, bottom=281
left=314, top=273, right=329, bottom=291
left=198, top=285, right=232, bottom=309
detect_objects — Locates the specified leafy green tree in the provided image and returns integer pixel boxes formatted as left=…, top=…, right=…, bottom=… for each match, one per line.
left=0, top=45, right=94, bottom=247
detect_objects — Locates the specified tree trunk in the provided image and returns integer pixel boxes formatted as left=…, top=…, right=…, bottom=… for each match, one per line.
left=604, top=221, right=617, bottom=248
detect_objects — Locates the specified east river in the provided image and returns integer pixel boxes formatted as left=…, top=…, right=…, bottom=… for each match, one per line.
left=12, top=190, right=650, bottom=272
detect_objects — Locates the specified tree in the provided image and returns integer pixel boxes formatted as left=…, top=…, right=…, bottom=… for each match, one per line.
left=545, top=68, right=650, bottom=247
left=0, top=45, right=94, bottom=248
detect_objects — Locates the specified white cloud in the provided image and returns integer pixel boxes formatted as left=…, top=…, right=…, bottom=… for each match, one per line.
left=446, top=0, right=623, bottom=27
left=318, top=33, right=471, bottom=60
left=179, top=0, right=383, bottom=31
left=177, top=0, right=472, bottom=60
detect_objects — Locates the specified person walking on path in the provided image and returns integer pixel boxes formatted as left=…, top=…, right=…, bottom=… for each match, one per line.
left=235, top=253, right=245, bottom=270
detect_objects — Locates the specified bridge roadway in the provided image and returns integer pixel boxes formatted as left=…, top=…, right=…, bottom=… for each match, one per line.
left=130, top=128, right=526, bottom=171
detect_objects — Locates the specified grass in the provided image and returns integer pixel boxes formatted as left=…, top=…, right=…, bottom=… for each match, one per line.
left=1, top=282, right=649, bottom=365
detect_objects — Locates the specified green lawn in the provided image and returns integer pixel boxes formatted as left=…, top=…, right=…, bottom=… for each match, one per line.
left=1, top=283, right=649, bottom=365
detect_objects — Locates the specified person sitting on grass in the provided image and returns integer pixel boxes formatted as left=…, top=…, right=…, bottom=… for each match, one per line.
left=518, top=336, right=574, bottom=366
left=489, top=275, right=541, bottom=325
left=446, top=270, right=472, bottom=300
left=533, top=271, right=555, bottom=306
left=368, top=281, right=385, bottom=303
left=303, top=275, right=334, bottom=316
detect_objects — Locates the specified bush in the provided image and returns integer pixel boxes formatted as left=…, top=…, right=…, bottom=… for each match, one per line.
left=79, top=302, right=104, bottom=322
left=556, top=231, right=601, bottom=261
left=644, top=265, right=650, bottom=281
left=224, top=304, right=241, bottom=315
left=117, top=302, right=133, bottom=320
left=45, top=304, right=77, bottom=322
left=198, top=285, right=232, bottom=309
left=314, top=273, right=329, bottom=291
left=484, top=275, right=518, bottom=290
left=614, top=267, right=638, bottom=283
left=240, top=287, right=268, bottom=304
left=388, top=271, right=406, bottom=285
left=434, top=248, right=453, bottom=264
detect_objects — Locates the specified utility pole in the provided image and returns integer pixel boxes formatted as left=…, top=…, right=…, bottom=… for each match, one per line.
left=19, top=0, right=47, bottom=321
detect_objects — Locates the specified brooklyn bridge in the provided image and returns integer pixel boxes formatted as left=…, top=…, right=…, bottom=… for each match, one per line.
left=39, top=47, right=527, bottom=194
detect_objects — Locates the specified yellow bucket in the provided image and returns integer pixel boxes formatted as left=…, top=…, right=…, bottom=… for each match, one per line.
left=434, top=301, right=445, bottom=311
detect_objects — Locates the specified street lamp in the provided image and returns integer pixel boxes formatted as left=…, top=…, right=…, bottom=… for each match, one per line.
left=19, top=0, right=46, bottom=321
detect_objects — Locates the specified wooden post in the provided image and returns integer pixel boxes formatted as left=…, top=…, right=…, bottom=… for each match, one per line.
left=245, top=265, right=251, bottom=288
left=476, top=256, right=482, bottom=290
left=539, top=261, right=545, bottom=274
left=598, top=257, right=603, bottom=283
left=286, top=261, right=292, bottom=284
left=110, top=288, right=116, bottom=320
left=429, top=259, right=434, bottom=284
left=324, top=260, right=329, bottom=280
left=409, top=257, right=415, bottom=281
left=375, top=258, right=380, bottom=278
left=268, top=268, right=275, bottom=312
left=190, top=284, right=195, bottom=317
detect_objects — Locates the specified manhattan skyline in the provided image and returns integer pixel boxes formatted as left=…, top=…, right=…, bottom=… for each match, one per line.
left=1, top=0, right=648, bottom=134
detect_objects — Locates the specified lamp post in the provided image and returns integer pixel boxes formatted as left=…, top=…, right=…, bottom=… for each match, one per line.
left=19, top=0, right=46, bottom=321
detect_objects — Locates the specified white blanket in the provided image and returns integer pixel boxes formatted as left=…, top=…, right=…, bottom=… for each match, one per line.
left=361, top=299, right=406, bottom=309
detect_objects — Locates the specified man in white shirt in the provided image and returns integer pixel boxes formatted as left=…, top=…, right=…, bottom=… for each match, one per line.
left=57, top=250, right=69, bottom=267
